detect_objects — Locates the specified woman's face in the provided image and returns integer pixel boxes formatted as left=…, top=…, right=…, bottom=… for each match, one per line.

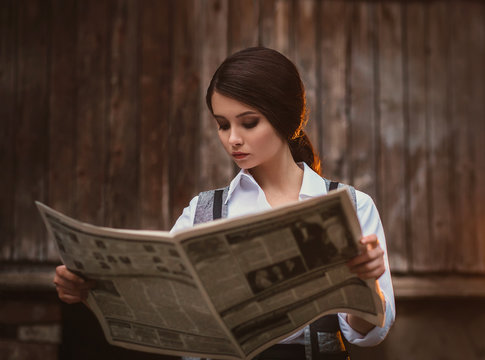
left=211, top=92, right=287, bottom=170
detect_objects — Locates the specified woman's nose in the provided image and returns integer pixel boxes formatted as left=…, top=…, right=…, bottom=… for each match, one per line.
left=228, top=128, right=243, bottom=146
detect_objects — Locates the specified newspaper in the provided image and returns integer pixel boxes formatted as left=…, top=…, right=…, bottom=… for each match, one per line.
left=36, top=188, right=385, bottom=360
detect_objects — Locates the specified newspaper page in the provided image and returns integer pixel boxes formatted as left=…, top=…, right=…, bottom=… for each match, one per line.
left=36, top=188, right=385, bottom=360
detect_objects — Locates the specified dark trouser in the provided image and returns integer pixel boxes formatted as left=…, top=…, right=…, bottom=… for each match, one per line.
left=253, top=344, right=306, bottom=360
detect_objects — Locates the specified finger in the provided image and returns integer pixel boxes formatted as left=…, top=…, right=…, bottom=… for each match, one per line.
left=55, top=280, right=85, bottom=296
left=54, top=266, right=95, bottom=290
left=58, top=292, right=84, bottom=304
left=347, top=247, right=384, bottom=267
left=353, top=266, right=386, bottom=280
left=56, top=265, right=86, bottom=284
left=54, top=272, right=92, bottom=291
left=56, top=285, right=84, bottom=303
left=360, top=234, right=379, bottom=250
left=348, top=257, right=384, bottom=275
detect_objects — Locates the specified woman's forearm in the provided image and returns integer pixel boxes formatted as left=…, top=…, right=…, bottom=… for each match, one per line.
left=346, top=314, right=376, bottom=335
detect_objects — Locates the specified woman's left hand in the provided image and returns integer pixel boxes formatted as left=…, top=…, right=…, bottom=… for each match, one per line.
left=345, top=234, right=386, bottom=335
left=346, top=234, right=385, bottom=280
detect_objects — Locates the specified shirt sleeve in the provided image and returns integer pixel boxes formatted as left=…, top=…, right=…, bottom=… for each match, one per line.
left=169, top=195, right=199, bottom=234
left=338, top=190, right=396, bottom=346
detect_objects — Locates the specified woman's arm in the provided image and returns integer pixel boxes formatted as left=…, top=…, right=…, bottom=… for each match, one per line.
left=338, top=190, right=396, bottom=345
left=345, top=234, right=386, bottom=335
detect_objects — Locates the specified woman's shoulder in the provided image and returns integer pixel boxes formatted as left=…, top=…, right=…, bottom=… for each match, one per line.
left=170, top=195, right=200, bottom=234
left=354, top=188, right=375, bottom=207
left=353, top=188, right=383, bottom=228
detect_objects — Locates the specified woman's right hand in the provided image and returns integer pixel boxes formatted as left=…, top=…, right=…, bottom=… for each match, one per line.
left=54, top=265, right=95, bottom=304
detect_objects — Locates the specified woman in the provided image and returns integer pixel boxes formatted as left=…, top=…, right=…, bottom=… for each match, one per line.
left=55, top=47, right=395, bottom=359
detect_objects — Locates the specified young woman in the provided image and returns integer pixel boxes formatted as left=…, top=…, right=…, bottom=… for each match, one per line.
left=55, top=47, right=395, bottom=359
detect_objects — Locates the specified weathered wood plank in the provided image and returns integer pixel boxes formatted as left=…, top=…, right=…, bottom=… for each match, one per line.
left=0, top=0, right=16, bottom=260
left=294, top=0, right=319, bottom=155
left=75, top=0, right=109, bottom=225
left=227, top=0, right=258, bottom=53
left=471, top=2, right=485, bottom=273
left=139, top=0, right=172, bottom=230
left=450, top=2, right=481, bottom=272
left=405, top=2, right=431, bottom=271
left=393, top=275, right=485, bottom=298
left=259, top=0, right=292, bottom=58
left=47, top=0, right=77, bottom=261
left=14, top=0, right=50, bottom=260
left=199, top=0, right=233, bottom=191
left=426, top=1, right=453, bottom=271
left=169, top=0, right=201, bottom=225
left=319, top=0, right=351, bottom=182
left=0, top=266, right=56, bottom=291
left=349, top=2, right=377, bottom=199
left=376, top=2, right=407, bottom=272
left=105, top=0, right=139, bottom=229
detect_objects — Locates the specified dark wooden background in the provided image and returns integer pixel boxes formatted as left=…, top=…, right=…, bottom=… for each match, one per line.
left=1, top=0, right=485, bottom=276
left=1, top=1, right=485, bottom=359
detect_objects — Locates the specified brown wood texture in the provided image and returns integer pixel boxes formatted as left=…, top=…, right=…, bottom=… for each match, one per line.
left=260, top=0, right=292, bottom=58
left=139, top=0, right=172, bottom=230
left=377, top=2, right=408, bottom=272
left=405, top=2, right=432, bottom=272
left=472, top=3, right=485, bottom=273
left=1, top=0, right=484, bottom=278
left=426, top=1, right=453, bottom=271
left=75, top=0, right=109, bottom=225
left=0, top=0, right=16, bottom=259
left=47, top=0, right=77, bottom=261
left=169, top=0, right=201, bottom=224
left=349, top=2, right=377, bottom=199
left=450, top=2, right=482, bottom=272
left=319, top=0, right=351, bottom=183
left=105, top=0, right=139, bottom=229
left=199, top=0, right=233, bottom=191
left=293, top=0, right=320, bottom=155
left=228, top=0, right=259, bottom=53
left=14, top=0, right=50, bottom=260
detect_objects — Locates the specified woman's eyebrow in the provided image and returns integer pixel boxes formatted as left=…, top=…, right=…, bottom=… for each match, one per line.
left=213, top=111, right=258, bottom=120
left=236, top=111, right=258, bottom=118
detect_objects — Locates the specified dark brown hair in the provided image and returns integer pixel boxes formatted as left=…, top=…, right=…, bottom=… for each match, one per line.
left=206, top=47, right=321, bottom=174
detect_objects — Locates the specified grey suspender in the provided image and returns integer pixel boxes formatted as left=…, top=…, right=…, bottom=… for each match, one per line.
left=193, top=187, right=229, bottom=224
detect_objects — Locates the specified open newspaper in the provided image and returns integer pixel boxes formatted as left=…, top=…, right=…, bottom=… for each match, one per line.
left=36, top=188, right=384, bottom=360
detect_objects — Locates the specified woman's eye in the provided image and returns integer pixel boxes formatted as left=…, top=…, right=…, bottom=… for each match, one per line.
left=243, top=119, right=259, bottom=129
left=218, top=123, right=230, bottom=131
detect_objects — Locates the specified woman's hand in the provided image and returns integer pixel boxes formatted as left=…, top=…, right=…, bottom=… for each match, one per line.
left=344, top=234, right=386, bottom=335
left=53, top=265, right=95, bottom=304
left=346, top=234, right=385, bottom=280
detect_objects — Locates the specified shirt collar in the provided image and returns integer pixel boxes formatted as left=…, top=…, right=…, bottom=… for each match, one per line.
left=225, top=162, right=327, bottom=204
left=225, top=168, right=258, bottom=204
left=298, top=162, right=327, bottom=198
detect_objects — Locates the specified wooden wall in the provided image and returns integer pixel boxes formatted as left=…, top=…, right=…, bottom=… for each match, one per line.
left=1, top=0, right=484, bottom=277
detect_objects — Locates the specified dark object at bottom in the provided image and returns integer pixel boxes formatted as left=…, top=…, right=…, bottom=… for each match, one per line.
left=253, top=344, right=306, bottom=360
left=310, top=315, right=350, bottom=360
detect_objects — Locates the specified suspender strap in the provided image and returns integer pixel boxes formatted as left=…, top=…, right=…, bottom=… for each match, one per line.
left=213, top=189, right=224, bottom=220
left=324, top=178, right=357, bottom=210
left=329, top=181, right=339, bottom=191
left=194, top=187, right=229, bottom=225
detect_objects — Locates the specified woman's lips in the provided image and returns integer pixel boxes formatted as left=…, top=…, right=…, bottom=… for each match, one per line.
left=232, top=152, right=248, bottom=160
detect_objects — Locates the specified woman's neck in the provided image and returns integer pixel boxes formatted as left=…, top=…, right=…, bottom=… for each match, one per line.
left=248, top=148, right=304, bottom=207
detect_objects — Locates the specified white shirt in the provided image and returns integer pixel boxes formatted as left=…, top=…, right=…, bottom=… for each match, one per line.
left=171, top=162, right=395, bottom=347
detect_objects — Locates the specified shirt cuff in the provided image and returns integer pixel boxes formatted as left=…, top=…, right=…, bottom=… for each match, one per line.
left=338, top=293, right=394, bottom=347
